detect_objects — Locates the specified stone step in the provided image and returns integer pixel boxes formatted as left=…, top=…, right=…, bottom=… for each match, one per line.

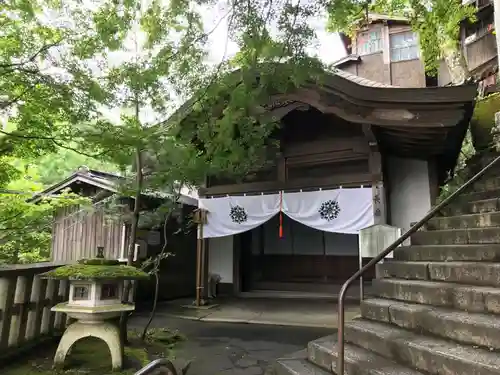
left=361, top=298, right=500, bottom=350
left=308, top=335, right=425, bottom=375
left=377, top=260, right=500, bottom=287
left=411, top=227, right=500, bottom=245
left=474, top=175, right=500, bottom=192
left=427, top=211, right=500, bottom=230
left=344, top=319, right=500, bottom=375
left=468, top=152, right=500, bottom=174
left=272, top=358, right=330, bottom=375
left=458, top=188, right=500, bottom=204
left=394, top=244, right=500, bottom=262
left=444, top=198, right=500, bottom=216
left=372, top=278, right=500, bottom=314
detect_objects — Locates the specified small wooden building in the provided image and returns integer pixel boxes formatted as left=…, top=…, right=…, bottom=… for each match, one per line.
left=192, top=68, right=477, bottom=296
left=33, top=167, right=199, bottom=301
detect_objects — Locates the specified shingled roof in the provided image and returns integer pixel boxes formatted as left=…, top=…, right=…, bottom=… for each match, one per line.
left=30, top=167, right=198, bottom=206
left=334, top=69, right=396, bottom=88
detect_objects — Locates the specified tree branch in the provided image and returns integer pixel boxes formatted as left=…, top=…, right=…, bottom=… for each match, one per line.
left=0, top=40, right=63, bottom=71
left=0, top=129, right=111, bottom=158
left=0, top=83, right=36, bottom=110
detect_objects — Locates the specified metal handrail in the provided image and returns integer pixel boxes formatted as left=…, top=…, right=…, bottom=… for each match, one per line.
left=336, top=153, right=500, bottom=374
left=134, top=358, right=190, bottom=375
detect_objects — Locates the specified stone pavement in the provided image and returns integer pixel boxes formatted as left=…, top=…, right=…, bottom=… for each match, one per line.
left=130, top=314, right=335, bottom=375
left=137, top=297, right=361, bottom=329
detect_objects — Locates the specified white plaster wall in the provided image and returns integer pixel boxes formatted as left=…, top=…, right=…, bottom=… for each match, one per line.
left=387, top=157, right=432, bottom=241
left=208, top=236, right=234, bottom=283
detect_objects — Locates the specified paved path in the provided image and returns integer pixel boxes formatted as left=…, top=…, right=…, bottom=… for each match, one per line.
left=130, top=315, right=334, bottom=375
left=137, top=297, right=360, bottom=329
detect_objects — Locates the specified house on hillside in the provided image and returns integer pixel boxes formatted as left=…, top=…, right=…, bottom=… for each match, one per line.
left=186, top=67, right=477, bottom=298
left=33, top=166, right=199, bottom=301
left=334, top=8, right=497, bottom=90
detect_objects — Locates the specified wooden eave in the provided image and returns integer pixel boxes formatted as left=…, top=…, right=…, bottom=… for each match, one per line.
left=30, top=171, right=198, bottom=207
left=168, top=65, right=477, bottom=186
left=316, top=72, right=478, bottom=104
left=332, top=55, right=360, bottom=68
left=265, top=73, right=477, bottom=185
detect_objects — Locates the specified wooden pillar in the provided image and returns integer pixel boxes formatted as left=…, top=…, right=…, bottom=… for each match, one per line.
left=428, top=158, right=440, bottom=205
left=277, top=154, right=286, bottom=183
left=363, top=125, right=387, bottom=224
left=202, top=238, right=210, bottom=300
left=196, top=226, right=203, bottom=306
left=193, top=209, right=208, bottom=306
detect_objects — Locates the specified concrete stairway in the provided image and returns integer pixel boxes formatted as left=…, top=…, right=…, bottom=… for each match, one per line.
left=269, top=167, right=500, bottom=374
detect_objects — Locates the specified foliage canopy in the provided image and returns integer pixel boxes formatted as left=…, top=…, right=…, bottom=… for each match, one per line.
left=0, top=0, right=483, bottom=267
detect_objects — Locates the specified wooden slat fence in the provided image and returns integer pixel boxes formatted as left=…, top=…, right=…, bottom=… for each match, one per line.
left=51, top=205, right=126, bottom=263
left=0, top=262, right=69, bottom=360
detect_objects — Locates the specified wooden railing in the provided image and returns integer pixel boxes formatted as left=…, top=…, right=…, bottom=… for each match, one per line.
left=0, top=262, right=69, bottom=359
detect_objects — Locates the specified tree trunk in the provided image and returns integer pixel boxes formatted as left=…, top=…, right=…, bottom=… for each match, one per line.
left=440, top=31, right=469, bottom=85
left=119, top=145, right=143, bottom=345
left=141, top=270, right=159, bottom=341
left=128, top=148, right=143, bottom=266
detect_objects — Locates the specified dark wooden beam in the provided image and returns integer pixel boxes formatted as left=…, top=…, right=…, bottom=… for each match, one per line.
left=283, top=137, right=368, bottom=157
left=362, top=124, right=378, bottom=148
left=199, top=172, right=372, bottom=196
left=381, top=126, right=450, bottom=135
left=286, top=151, right=367, bottom=167
left=383, top=145, right=444, bottom=156
left=379, top=132, right=448, bottom=141
left=277, top=155, right=286, bottom=182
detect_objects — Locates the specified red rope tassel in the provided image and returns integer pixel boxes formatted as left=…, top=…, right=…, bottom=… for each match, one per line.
left=279, top=191, right=283, bottom=238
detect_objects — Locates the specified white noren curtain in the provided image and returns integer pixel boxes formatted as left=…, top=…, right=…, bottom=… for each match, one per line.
left=199, top=194, right=280, bottom=238
left=282, top=188, right=373, bottom=234
left=198, top=187, right=374, bottom=238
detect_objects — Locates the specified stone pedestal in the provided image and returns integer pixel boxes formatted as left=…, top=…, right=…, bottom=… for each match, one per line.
left=51, top=302, right=135, bottom=370
left=53, top=320, right=122, bottom=370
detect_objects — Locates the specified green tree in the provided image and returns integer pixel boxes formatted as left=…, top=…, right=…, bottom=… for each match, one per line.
left=70, top=0, right=326, bottom=341
left=0, top=0, right=134, bottom=266
left=72, top=0, right=211, bottom=343
left=0, top=166, right=90, bottom=265
left=34, top=149, right=121, bottom=186
left=0, top=0, right=135, bottom=168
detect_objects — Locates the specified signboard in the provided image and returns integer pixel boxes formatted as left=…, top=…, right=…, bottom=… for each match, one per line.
left=359, top=224, right=402, bottom=259
left=358, top=224, right=402, bottom=300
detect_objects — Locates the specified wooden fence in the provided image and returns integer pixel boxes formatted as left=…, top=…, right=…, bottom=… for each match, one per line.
left=0, top=262, right=69, bottom=359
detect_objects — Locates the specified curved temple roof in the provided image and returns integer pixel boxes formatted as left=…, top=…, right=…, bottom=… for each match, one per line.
left=170, top=65, right=478, bottom=186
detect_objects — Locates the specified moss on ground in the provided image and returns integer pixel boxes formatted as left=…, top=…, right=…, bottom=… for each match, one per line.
left=1, top=329, right=184, bottom=375
left=40, top=264, right=149, bottom=280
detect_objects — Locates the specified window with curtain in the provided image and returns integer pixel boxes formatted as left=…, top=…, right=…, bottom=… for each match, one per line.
left=390, top=31, right=419, bottom=62
left=357, top=29, right=383, bottom=55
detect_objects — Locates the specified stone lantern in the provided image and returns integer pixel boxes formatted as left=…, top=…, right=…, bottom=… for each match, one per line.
left=41, top=256, right=149, bottom=370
